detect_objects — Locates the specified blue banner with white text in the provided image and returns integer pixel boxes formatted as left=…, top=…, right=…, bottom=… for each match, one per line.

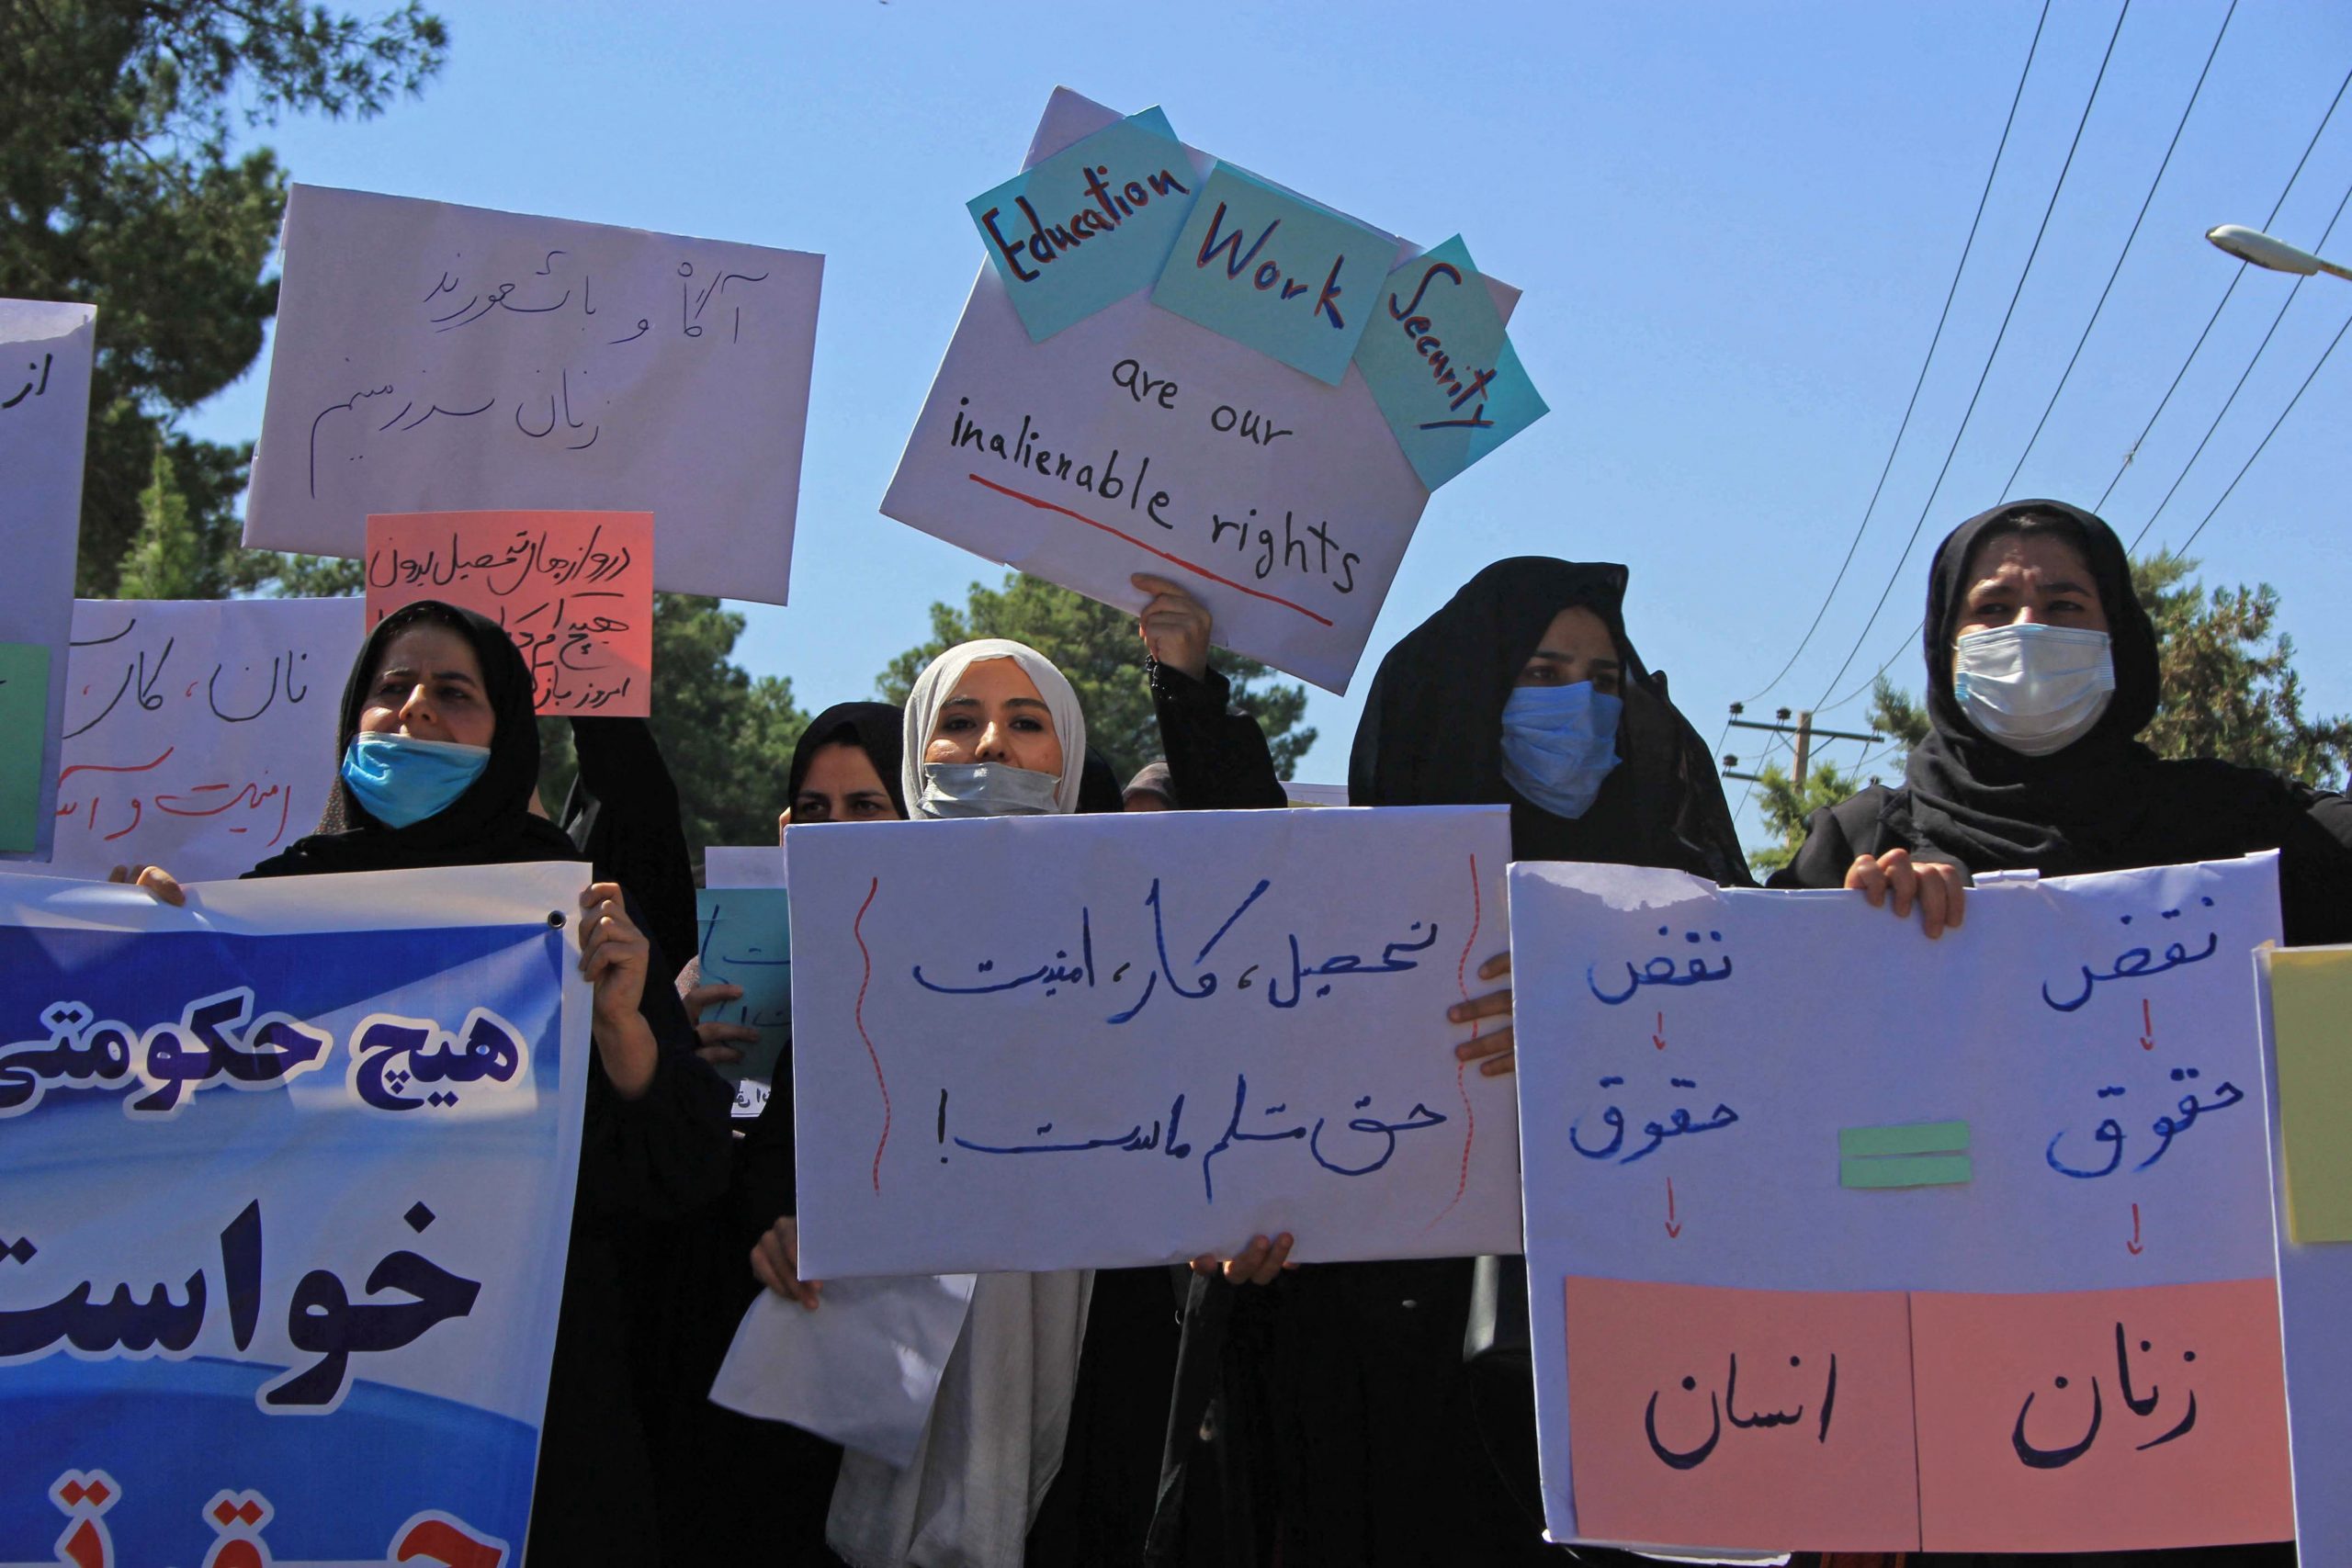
left=0, top=865, right=587, bottom=1568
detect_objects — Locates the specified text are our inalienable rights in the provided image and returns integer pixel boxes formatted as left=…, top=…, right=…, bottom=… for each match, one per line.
left=885, top=88, right=1523, bottom=695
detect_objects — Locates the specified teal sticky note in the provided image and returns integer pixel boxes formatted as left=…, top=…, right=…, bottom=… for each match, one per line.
left=695, top=886, right=793, bottom=1086
left=1352, top=236, right=1548, bottom=489
left=1838, top=1120, right=1971, bottom=1159
left=1150, top=163, right=1388, bottom=384
left=0, top=642, right=51, bottom=853
left=969, top=107, right=1200, bottom=343
left=1840, top=1154, right=1973, bottom=1190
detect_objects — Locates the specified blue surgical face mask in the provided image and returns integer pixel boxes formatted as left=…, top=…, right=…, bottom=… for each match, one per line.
left=917, top=761, right=1062, bottom=818
left=1498, top=682, right=1623, bottom=821
left=341, top=732, right=492, bottom=829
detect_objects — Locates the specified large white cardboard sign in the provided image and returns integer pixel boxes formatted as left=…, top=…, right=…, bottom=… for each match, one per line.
left=53, top=597, right=362, bottom=883
left=1510, top=857, right=2292, bottom=1556
left=879, top=90, right=1521, bottom=695
left=0, top=299, right=96, bottom=862
left=789, top=806, right=1516, bottom=1277
left=245, top=186, right=822, bottom=604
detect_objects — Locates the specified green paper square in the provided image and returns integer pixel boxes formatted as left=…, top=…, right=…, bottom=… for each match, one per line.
left=0, top=641, right=51, bottom=853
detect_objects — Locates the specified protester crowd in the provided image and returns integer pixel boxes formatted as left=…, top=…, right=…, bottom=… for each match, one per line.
left=105, top=502, right=2352, bottom=1567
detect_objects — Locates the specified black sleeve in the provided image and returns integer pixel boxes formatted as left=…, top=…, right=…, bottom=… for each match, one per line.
left=1769, top=787, right=1892, bottom=889
left=1148, top=660, right=1288, bottom=811
left=565, top=716, right=699, bottom=987
left=575, top=893, right=735, bottom=1222
left=735, top=1066, right=797, bottom=1243
left=2273, top=783, right=2352, bottom=947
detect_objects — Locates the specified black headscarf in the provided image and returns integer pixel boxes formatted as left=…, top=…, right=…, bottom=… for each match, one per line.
left=787, top=702, right=908, bottom=818
left=1079, top=747, right=1124, bottom=815
left=1852, top=500, right=2352, bottom=942
left=246, top=600, right=580, bottom=877
left=1350, top=557, right=1751, bottom=886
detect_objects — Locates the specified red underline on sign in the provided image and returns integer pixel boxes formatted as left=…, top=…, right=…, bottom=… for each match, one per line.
left=964, top=473, right=1337, bottom=628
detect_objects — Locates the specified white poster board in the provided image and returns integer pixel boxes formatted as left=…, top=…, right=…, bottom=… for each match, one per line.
left=1511, top=856, right=2291, bottom=1555
left=52, top=597, right=361, bottom=882
left=879, top=90, right=1521, bottom=695
left=245, top=186, right=822, bottom=604
left=0, top=299, right=96, bottom=862
left=789, top=805, right=1516, bottom=1277
left=2255, top=944, right=2352, bottom=1562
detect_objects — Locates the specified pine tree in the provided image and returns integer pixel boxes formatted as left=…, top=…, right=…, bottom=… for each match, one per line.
left=113, top=444, right=213, bottom=599
left=3, top=0, right=448, bottom=593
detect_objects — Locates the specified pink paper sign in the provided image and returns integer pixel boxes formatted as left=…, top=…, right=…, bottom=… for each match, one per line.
left=365, top=511, right=653, bottom=716
left=1912, top=1280, right=2293, bottom=1551
left=1563, top=1277, right=1921, bottom=1550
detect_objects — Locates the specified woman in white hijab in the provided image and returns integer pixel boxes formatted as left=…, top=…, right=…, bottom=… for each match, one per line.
left=827, top=637, right=1096, bottom=1568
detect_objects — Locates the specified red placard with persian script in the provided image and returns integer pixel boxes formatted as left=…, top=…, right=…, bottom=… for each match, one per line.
left=365, top=510, right=652, bottom=716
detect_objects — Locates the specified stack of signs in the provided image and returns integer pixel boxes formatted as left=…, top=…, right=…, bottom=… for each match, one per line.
left=2257, top=945, right=2352, bottom=1561
left=1510, top=855, right=2294, bottom=1555
left=882, top=90, right=1546, bottom=694
left=245, top=186, right=822, bottom=606
left=696, top=844, right=792, bottom=1117
left=0, top=300, right=96, bottom=861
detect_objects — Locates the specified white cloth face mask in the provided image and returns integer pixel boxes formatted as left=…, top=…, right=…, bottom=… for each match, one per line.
left=1951, top=623, right=2116, bottom=757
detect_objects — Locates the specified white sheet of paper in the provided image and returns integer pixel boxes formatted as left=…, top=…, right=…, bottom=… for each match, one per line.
left=709, top=1272, right=980, bottom=1467
left=244, top=186, right=821, bottom=604
left=0, top=300, right=96, bottom=863
left=879, top=90, right=1520, bottom=696
left=789, top=806, right=1517, bottom=1278
left=706, top=844, right=787, bottom=887
left=51, top=597, right=362, bottom=882
left=1510, top=855, right=2286, bottom=1549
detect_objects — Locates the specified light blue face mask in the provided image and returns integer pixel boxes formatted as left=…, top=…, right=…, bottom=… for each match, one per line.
left=1498, top=682, right=1623, bottom=820
left=917, top=761, right=1062, bottom=818
left=341, top=732, right=492, bottom=829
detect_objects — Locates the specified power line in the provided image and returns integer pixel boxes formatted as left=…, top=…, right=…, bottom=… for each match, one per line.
left=1995, top=0, right=2237, bottom=502
left=2173, top=307, right=2352, bottom=556
left=1732, top=0, right=2054, bottom=707
left=2094, top=60, right=2352, bottom=513
left=1808, top=2, right=2133, bottom=714
left=2127, top=178, right=2352, bottom=550
left=1821, top=40, right=2352, bottom=719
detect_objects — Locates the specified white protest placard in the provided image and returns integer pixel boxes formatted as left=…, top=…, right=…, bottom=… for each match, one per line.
left=1510, top=857, right=2292, bottom=1555
left=53, top=597, right=362, bottom=883
left=0, top=300, right=96, bottom=862
left=245, top=186, right=822, bottom=604
left=880, top=90, right=1522, bottom=695
left=789, top=806, right=1516, bottom=1277
left=2255, top=945, right=2352, bottom=1562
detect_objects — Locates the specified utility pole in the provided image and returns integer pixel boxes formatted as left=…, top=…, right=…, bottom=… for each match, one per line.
left=1722, top=705, right=1880, bottom=785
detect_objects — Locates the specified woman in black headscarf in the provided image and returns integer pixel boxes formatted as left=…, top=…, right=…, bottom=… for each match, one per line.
left=662, top=701, right=911, bottom=1568
left=1771, top=500, right=2352, bottom=953
left=1220, top=558, right=1751, bottom=1567
left=118, top=600, right=733, bottom=1564
left=1770, top=502, right=2350, bottom=1568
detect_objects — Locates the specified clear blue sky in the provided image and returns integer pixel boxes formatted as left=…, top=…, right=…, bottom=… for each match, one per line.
left=184, top=0, right=2352, bottom=847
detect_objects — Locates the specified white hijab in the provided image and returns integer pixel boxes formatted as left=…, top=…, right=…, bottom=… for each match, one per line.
left=899, top=638, right=1089, bottom=818
left=831, top=637, right=1094, bottom=1568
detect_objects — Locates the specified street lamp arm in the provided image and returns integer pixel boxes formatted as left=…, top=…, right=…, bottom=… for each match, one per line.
left=2207, top=224, right=2352, bottom=283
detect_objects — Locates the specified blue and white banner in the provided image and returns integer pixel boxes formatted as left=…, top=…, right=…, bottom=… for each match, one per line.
left=0, top=863, right=591, bottom=1567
